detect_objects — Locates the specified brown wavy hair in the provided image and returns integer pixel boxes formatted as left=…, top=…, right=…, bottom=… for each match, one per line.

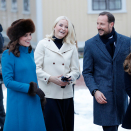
left=4, top=40, right=32, bottom=57
left=123, top=53, right=131, bottom=75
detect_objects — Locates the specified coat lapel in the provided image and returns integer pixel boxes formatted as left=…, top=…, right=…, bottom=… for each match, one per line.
left=95, top=34, right=112, bottom=60
left=60, top=43, right=73, bottom=54
left=45, top=39, right=73, bottom=55
left=113, top=33, right=123, bottom=60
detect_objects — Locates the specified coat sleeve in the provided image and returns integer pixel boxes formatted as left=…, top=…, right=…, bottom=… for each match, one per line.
left=66, top=45, right=80, bottom=82
left=34, top=40, right=51, bottom=84
left=82, top=41, right=98, bottom=95
left=2, top=50, right=29, bottom=93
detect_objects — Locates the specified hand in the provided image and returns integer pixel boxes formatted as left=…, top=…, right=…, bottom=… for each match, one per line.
left=65, top=76, right=72, bottom=81
left=36, top=88, right=46, bottom=111
left=28, top=82, right=38, bottom=96
left=36, top=88, right=46, bottom=100
left=94, top=90, right=107, bottom=104
left=61, top=76, right=72, bottom=82
left=49, top=75, right=68, bottom=86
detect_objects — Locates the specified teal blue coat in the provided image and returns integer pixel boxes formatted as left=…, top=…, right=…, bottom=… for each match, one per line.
left=2, top=46, right=46, bottom=131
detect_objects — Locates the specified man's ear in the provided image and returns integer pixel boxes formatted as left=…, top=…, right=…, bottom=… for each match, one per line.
left=110, top=22, right=114, bottom=28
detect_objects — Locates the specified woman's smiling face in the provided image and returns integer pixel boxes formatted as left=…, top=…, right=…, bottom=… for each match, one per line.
left=19, top=32, right=32, bottom=47
left=54, top=19, right=68, bottom=39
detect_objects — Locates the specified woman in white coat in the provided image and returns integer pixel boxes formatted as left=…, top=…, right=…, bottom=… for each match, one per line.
left=34, top=16, right=80, bottom=131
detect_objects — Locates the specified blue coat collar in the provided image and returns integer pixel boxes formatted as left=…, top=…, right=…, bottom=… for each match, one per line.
left=19, top=45, right=29, bottom=54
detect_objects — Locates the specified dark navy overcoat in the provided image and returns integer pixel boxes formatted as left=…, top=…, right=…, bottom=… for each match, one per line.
left=82, top=33, right=131, bottom=126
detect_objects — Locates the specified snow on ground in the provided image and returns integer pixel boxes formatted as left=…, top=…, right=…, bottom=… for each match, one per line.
left=3, top=86, right=6, bottom=112
left=79, top=58, right=83, bottom=74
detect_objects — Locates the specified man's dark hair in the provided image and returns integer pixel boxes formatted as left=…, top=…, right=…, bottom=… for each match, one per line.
left=99, top=12, right=115, bottom=23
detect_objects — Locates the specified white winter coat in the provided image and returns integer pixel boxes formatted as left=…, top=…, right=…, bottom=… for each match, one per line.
left=34, top=38, right=80, bottom=99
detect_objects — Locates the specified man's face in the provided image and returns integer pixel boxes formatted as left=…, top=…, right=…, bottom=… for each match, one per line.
left=97, top=15, right=114, bottom=36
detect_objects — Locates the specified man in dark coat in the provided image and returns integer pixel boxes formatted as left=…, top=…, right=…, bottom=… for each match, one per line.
left=0, top=24, right=5, bottom=131
left=82, top=12, right=130, bottom=131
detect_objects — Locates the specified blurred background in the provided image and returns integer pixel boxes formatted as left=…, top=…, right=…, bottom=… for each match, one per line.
left=0, top=0, right=131, bottom=130
left=0, top=0, right=131, bottom=57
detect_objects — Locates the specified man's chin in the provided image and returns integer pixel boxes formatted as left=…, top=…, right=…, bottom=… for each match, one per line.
left=98, top=33, right=104, bottom=36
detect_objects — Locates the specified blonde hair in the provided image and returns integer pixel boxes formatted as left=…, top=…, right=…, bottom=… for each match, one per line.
left=72, top=24, right=78, bottom=48
left=46, top=16, right=75, bottom=44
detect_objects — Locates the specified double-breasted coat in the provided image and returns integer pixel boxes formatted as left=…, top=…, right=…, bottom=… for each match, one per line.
left=34, top=38, right=80, bottom=99
left=82, top=33, right=130, bottom=126
left=2, top=46, right=46, bottom=131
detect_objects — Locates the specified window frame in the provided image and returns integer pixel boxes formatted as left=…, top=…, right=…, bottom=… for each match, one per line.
left=88, top=0, right=126, bottom=14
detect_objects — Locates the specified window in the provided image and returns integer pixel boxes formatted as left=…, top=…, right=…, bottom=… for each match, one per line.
left=23, top=0, right=30, bottom=14
left=93, top=0, right=107, bottom=10
left=92, top=0, right=121, bottom=10
left=11, top=0, right=17, bottom=12
left=108, top=0, right=121, bottom=10
left=88, top=0, right=126, bottom=14
left=0, top=0, right=6, bottom=10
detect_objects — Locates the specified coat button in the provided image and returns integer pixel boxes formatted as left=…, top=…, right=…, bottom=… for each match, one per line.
left=62, top=63, right=64, bottom=65
left=48, top=40, right=50, bottom=41
left=53, top=62, right=55, bottom=64
left=45, top=78, right=46, bottom=80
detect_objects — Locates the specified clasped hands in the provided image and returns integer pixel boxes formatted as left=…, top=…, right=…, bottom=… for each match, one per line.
left=49, top=75, right=72, bottom=87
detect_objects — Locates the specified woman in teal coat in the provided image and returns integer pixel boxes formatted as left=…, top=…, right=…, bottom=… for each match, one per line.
left=1, top=19, right=46, bottom=131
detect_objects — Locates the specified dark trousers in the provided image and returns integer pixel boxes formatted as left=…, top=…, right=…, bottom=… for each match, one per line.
left=0, top=84, right=5, bottom=131
left=102, top=125, right=118, bottom=131
left=44, top=98, right=74, bottom=131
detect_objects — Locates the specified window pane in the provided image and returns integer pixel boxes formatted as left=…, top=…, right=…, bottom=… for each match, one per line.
left=93, top=2, right=99, bottom=10
left=108, top=0, right=121, bottom=10
left=115, top=1, right=121, bottom=9
left=92, top=0, right=106, bottom=10
left=12, top=0, right=17, bottom=10
left=23, top=0, right=30, bottom=12
left=109, top=1, right=115, bottom=10
left=1, top=0, right=6, bottom=8
left=100, top=2, right=106, bottom=10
